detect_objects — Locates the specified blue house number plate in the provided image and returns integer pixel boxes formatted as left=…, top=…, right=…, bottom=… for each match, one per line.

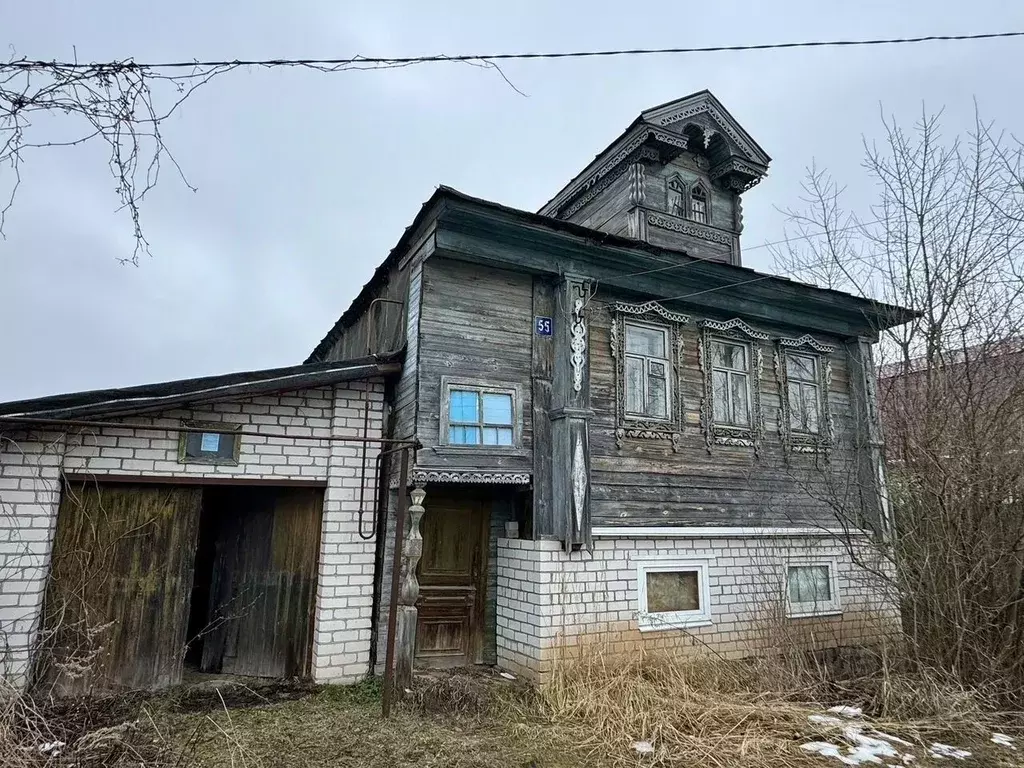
left=535, top=316, right=553, bottom=336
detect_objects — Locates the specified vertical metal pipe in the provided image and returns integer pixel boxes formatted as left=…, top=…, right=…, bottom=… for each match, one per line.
left=381, top=448, right=408, bottom=718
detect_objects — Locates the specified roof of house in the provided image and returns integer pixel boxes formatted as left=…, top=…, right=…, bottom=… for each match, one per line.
left=307, top=185, right=919, bottom=361
left=0, top=354, right=402, bottom=422
left=538, top=89, right=772, bottom=217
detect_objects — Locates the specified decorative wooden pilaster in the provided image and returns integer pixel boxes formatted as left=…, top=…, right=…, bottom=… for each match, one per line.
left=551, top=277, right=593, bottom=550
left=845, top=338, right=890, bottom=534
left=394, top=486, right=425, bottom=694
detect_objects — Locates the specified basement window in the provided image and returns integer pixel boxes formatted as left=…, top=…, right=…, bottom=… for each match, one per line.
left=179, top=421, right=241, bottom=465
left=636, top=559, right=712, bottom=631
left=786, top=560, right=841, bottom=618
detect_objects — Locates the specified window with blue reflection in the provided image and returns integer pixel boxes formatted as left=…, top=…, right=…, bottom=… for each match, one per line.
left=447, top=388, right=514, bottom=446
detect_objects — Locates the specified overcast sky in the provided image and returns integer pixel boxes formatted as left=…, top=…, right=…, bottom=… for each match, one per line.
left=2, top=1, right=1022, bottom=401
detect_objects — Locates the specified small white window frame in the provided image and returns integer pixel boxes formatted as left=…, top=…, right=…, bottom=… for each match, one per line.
left=709, top=337, right=753, bottom=428
left=636, top=558, right=713, bottom=632
left=785, top=557, right=842, bottom=618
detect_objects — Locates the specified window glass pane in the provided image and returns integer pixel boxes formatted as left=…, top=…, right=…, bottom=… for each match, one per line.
left=648, top=370, right=668, bottom=418
left=449, top=425, right=481, bottom=445
left=482, top=393, right=513, bottom=425
left=184, top=431, right=236, bottom=460
left=712, top=341, right=746, bottom=371
left=625, top=356, right=645, bottom=414
left=788, top=381, right=805, bottom=430
left=625, top=325, right=667, bottom=358
left=646, top=570, right=700, bottom=613
left=730, top=373, right=750, bottom=426
left=712, top=370, right=729, bottom=423
left=786, top=354, right=816, bottom=382
left=449, top=390, right=479, bottom=424
left=788, top=565, right=832, bottom=604
left=803, top=384, right=820, bottom=434
left=496, top=427, right=513, bottom=446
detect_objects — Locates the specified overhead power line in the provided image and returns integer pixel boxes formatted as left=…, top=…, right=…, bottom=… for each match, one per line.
left=7, top=30, right=1024, bottom=71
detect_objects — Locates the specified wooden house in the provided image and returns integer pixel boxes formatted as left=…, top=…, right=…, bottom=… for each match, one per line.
left=0, top=90, right=913, bottom=691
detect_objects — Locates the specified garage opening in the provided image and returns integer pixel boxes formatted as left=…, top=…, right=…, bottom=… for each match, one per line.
left=39, top=481, right=325, bottom=693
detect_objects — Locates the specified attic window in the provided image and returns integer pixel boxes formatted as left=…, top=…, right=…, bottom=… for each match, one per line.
left=689, top=184, right=708, bottom=224
left=667, top=177, right=686, bottom=217
left=179, top=421, right=241, bottom=465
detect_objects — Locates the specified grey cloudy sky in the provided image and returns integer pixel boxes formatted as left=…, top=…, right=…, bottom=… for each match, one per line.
left=2, top=1, right=1022, bottom=401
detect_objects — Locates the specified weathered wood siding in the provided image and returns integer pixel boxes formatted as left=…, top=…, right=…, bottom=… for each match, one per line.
left=415, top=258, right=534, bottom=472
left=588, top=296, right=857, bottom=529
left=393, top=263, right=423, bottom=441
left=562, top=171, right=633, bottom=236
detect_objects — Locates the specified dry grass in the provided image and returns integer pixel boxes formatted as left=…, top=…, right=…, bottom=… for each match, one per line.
left=2, top=652, right=1021, bottom=768
left=533, top=641, right=1023, bottom=767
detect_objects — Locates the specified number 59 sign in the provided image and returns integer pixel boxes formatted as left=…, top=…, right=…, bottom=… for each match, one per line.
left=535, top=316, right=553, bottom=336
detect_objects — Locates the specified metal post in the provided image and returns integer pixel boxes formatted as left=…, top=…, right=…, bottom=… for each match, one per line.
left=381, top=448, right=408, bottom=718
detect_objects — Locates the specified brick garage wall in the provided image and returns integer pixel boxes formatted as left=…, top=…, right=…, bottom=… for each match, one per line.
left=496, top=535, right=896, bottom=680
left=0, top=381, right=384, bottom=688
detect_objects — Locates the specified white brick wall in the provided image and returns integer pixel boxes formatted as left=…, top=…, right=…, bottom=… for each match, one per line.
left=496, top=535, right=896, bottom=680
left=0, top=381, right=385, bottom=688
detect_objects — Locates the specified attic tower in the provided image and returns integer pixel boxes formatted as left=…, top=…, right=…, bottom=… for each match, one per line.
left=539, top=91, right=770, bottom=267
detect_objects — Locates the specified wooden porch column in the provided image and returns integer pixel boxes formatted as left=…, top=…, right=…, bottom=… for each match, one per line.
left=394, top=486, right=426, bottom=694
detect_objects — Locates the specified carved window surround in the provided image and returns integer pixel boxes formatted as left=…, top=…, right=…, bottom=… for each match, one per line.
left=774, top=335, right=837, bottom=456
left=697, top=319, right=768, bottom=453
left=391, top=469, right=532, bottom=487
left=610, top=301, right=691, bottom=451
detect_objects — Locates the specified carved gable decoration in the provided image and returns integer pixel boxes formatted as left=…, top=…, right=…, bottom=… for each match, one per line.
left=773, top=335, right=836, bottom=457
left=610, top=301, right=690, bottom=451
left=697, top=318, right=768, bottom=454
left=642, top=91, right=770, bottom=193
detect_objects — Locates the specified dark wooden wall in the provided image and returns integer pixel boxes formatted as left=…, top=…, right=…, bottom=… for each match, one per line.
left=415, top=257, right=534, bottom=474
left=587, top=297, right=857, bottom=529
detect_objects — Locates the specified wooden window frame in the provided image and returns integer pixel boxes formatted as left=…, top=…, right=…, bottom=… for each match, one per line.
left=438, top=377, right=523, bottom=449
left=698, top=319, right=768, bottom=452
left=785, top=557, right=842, bottom=618
left=774, top=337, right=836, bottom=455
left=177, top=420, right=242, bottom=465
left=623, top=321, right=673, bottom=422
left=636, top=558, right=713, bottom=632
left=666, top=174, right=687, bottom=218
left=610, top=301, right=690, bottom=451
left=688, top=180, right=710, bottom=225
left=709, top=338, right=753, bottom=428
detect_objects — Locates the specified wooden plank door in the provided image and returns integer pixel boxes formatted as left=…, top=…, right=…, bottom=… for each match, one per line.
left=201, top=486, right=323, bottom=678
left=415, top=497, right=489, bottom=667
left=40, top=483, right=203, bottom=692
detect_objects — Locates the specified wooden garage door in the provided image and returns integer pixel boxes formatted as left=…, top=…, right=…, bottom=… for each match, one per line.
left=199, top=486, right=323, bottom=678
left=40, top=483, right=202, bottom=693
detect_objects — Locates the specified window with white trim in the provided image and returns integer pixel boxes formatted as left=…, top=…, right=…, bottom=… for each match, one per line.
left=786, top=352, right=821, bottom=435
left=710, top=338, right=752, bottom=427
left=624, top=322, right=671, bottom=420
left=442, top=383, right=517, bottom=447
left=636, top=559, right=712, bottom=631
left=786, top=561, right=841, bottom=617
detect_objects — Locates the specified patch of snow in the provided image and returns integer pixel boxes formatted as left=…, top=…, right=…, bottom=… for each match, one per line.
left=900, top=755, right=916, bottom=764
left=631, top=740, right=655, bottom=755
left=928, top=743, right=971, bottom=760
left=801, top=741, right=855, bottom=764
left=499, top=671, right=516, bottom=680
left=828, top=705, right=864, bottom=719
left=38, top=741, right=64, bottom=756
left=802, top=725, right=909, bottom=766
left=992, top=733, right=1016, bottom=750
left=810, top=714, right=847, bottom=727
left=868, top=729, right=914, bottom=747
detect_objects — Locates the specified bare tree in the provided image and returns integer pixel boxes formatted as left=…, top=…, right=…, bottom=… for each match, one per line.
left=773, top=106, right=1024, bottom=698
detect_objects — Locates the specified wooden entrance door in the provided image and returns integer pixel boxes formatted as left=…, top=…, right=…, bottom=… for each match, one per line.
left=41, top=482, right=203, bottom=692
left=415, top=496, right=489, bottom=667
left=200, top=486, right=324, bottom=678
